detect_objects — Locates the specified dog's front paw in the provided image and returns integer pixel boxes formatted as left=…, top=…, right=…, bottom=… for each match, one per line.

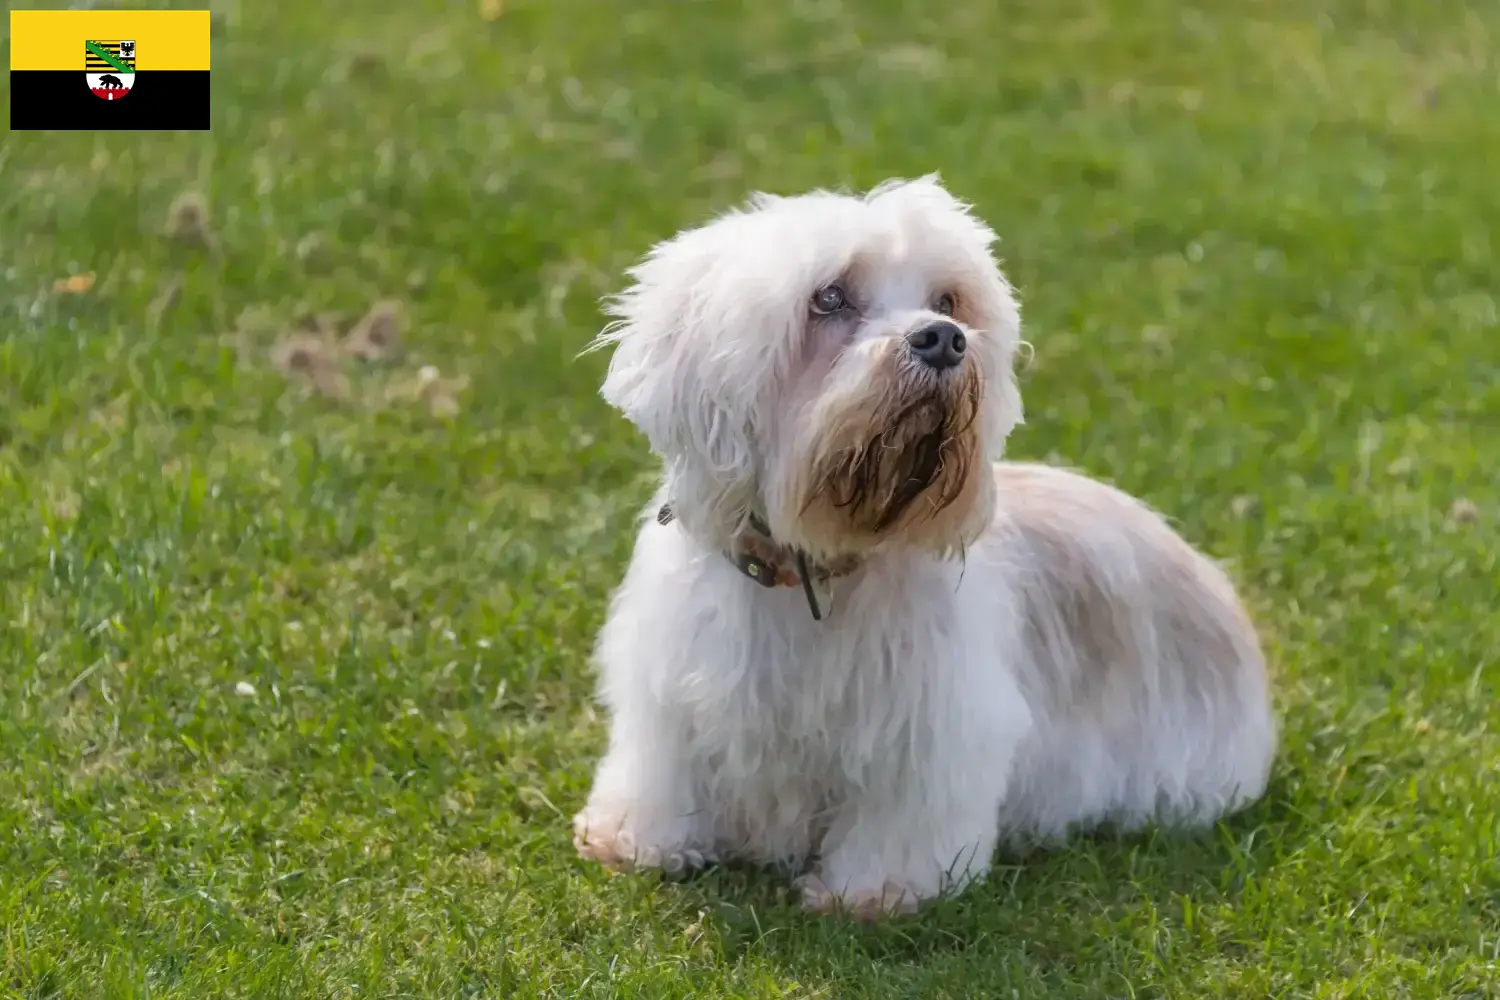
left=572, top=807, right=709, bottom=875
left=797, top=872, right=923, bottom=921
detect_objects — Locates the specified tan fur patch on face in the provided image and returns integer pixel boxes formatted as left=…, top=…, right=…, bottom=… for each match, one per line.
left=799, top=361, right=986, bottom=550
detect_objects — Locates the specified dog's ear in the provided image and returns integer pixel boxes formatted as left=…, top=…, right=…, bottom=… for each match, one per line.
left=588, top=227, right=760, bottom=537
left=969, top=266, right=1026, bottom=458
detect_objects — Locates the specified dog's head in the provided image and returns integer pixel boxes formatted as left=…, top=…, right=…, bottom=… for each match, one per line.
left=592, top=176, right=1024, bottom=561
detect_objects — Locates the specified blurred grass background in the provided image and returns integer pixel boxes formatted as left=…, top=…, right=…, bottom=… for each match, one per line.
left=2, top=0, right=1498, bottom=996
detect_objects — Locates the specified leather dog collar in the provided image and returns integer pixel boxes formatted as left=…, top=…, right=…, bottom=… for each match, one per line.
left=655, top=504, right=858, bottom=621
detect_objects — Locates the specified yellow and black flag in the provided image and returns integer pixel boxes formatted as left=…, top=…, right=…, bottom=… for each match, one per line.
left=10, top=10, right=210, bottom=130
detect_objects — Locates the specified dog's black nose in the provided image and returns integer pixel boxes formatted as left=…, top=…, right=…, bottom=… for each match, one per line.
left=907, top=321, right=966, bottom=370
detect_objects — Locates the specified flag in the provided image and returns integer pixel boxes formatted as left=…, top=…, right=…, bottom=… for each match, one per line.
left=10, top=10, right=210, bottom=130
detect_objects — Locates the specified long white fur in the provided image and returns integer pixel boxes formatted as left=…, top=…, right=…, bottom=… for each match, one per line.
left=574, top=176, right=1276, bottom=919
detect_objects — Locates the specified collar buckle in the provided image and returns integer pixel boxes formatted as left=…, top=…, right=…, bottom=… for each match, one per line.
left=735, top=552, right=779, bottom=588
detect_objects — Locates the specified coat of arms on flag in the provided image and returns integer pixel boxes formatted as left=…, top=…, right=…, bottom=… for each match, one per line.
left=85, top=39, right=135, bottom=100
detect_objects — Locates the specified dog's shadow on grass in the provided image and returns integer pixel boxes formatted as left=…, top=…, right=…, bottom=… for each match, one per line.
left=650, top=770, right=1310, bottom=978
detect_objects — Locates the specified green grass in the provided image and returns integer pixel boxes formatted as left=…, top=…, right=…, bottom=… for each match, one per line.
left=3, top=0, right=1498, bottom=995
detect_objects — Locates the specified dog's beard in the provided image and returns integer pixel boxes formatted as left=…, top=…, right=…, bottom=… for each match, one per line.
left=774, top=346, right=991, bottom=558
left=814, top=383, right=979, bottom=533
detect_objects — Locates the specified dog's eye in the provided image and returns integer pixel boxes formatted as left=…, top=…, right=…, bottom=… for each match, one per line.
left=811, top=284, right=848, bottom=315
left=934, top=293, right=957, bottom=317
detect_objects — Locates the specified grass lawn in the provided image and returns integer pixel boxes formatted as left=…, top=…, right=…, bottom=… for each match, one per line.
left=3, top=0, right=1499, bottom=995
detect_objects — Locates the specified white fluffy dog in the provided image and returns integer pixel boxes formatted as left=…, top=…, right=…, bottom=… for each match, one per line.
left=573, top=176, right=1276, bottom=920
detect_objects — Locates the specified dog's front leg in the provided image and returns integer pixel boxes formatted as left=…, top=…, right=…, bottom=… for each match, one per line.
left=801, top=783, right=1004, bottom=920
left=801, top=676, right=1029, bottom=920
left=572, top=705, right=713, bottom=876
